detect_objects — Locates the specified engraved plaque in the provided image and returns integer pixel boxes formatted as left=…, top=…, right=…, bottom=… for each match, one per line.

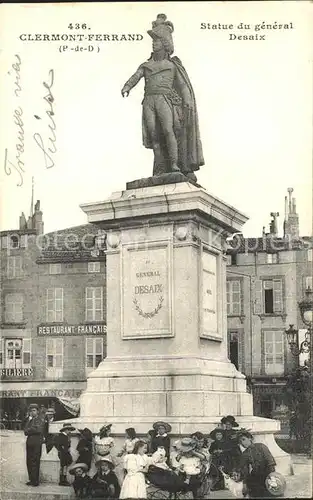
left=121, top=241, right=173, bottom=339
left=202, top=250, right=220, bottom=339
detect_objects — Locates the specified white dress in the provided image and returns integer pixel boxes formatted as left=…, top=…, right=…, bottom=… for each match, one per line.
left=120, top=453, right=149, bottom=499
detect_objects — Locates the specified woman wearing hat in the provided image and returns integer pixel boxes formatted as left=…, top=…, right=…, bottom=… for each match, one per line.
left=55, top=422, right=76, bottom=486
left=94, top=424, right=115, bottom=459
left=69, top=463, right=91, bottom=498
left=237, top=430, right=278, bottom=498
left=208, top=428, right=228, bottom=490
left=150, top=421, right=171, bottom=459
left=76, top=428, right=93, bottom=471
left=220, top=415, right=242, bottom=473
left=91, top=457, right=120, bottom=499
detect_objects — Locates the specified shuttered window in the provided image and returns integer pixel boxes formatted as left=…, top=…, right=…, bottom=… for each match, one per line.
left=85, top=338, right=103, bottom=374
left=264, top=331, right=285, bottom=375
left=86, top=287, right=103, bottom=321
left=254, top=279, right=283, bottom=314
left=46, top=338, right=63, bottom=378
left=46, top=288, right=63, bottom=322
left=226, top=280, right=241, bottom=316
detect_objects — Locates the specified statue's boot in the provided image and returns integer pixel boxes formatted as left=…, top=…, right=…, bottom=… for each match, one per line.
left=186, top=172, right=197, bottom=182
left=171, top=163, right=180, bottom=172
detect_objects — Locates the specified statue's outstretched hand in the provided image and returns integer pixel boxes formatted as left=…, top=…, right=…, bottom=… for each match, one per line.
left=121, top=89, right=129, bottom=98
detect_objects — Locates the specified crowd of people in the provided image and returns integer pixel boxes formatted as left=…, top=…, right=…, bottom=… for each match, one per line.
left=23, top=405, right=286, bottom=499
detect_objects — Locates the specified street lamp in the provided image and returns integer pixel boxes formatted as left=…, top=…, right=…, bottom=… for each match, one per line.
left=285, top=288, right=313, bottom=357
left=285, top=324, right=301, bottom=357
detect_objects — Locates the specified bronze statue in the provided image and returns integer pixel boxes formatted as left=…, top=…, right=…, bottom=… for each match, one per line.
left=122, top=14, right=204, bottom=182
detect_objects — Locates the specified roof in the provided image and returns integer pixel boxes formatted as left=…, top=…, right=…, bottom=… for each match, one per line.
left=227, top=235, right=313, bottom=254
left=36, top=224, right=106, bottom=263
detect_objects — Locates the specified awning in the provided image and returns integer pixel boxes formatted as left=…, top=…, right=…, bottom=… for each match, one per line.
left=0, top=381, right=86, bottom=398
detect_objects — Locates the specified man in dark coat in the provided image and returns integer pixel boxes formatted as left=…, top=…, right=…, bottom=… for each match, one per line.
left=24, top=403, right=45, bottom=486
left=238, top=430, right=276, bottom=498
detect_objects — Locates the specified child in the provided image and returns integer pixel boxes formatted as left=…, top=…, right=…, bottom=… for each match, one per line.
left=120, top=440, right=151, bottom=499
left=69, top=463, right=92, bottom=498
left=150, top=421, right=171, bottom=459
left=209, top=428, right=228, bottom=490
left=55, top=422, right=76, bottom=486
left=118, top=427, right=139, bottom=456
left=94, top=423, right=114, bottom=459
left=176, top=437, right=206, bottom=499
left=91, top=457, right=120, bottom=499
left=76, top=428, right=93, bottom=470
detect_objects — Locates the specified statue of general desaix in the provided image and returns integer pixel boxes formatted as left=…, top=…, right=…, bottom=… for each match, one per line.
left=122, top=14, right=204, bottom=183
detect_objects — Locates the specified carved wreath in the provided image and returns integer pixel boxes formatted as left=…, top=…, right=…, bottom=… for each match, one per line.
left=133, top=296, right=164, bottom=319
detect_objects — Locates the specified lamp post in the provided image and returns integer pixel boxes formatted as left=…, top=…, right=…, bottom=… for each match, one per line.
left=285, top=288, right=312, bottom=453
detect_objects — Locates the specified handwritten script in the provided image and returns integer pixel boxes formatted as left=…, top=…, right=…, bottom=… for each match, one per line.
left=33, top=69, right=56, bottom=169
left=4, top=54, right=25, bottom=186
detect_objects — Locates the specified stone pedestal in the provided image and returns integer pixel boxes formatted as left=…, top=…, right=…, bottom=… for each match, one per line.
left=48, top=181, right=292, bottom=476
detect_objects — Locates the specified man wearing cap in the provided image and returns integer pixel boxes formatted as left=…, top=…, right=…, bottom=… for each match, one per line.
left=121, top=14, right=204, bottom=181
left=55, top=422, right=76, bottom=486
left=24, top=403, right=45, bottom=486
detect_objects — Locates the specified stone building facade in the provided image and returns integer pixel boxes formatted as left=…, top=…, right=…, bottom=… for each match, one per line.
left=0, top=203, right=107, bottom=425
left=226, top=188, right=312, bottom=426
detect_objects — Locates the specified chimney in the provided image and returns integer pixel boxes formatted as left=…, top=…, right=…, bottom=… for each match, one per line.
left=262, top=226, right=266, bottom=237
left=284, top=188, right=299, bottom=239
left=27, top=216, right=33, bottom=229
left=270, top=212, right=279, bottom=237
left=32, top=200, right=44, bottom=235
left=287, top=187, right=293, bottom=214
left=19, top=212, right=27, bottom=230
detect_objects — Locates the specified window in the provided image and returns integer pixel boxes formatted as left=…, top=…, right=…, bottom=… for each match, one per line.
left=7, top=256, right=22, bottom=278
left=20, top=235, right=28, bottom=248
left=308, top=249, right=313, bottom=262
left=264, top=330, right=285, bottom=375
left=85, top=338, right=103, bottom=373
left=46, top=338, right=63, bottom=378
left=266, top=253, right=278, bottom=264
left=254, top=278, right=283, bottom=314
left=0, top=339, right=3, bottom=367
left=86, top=287, right=103, bottom=321
left=88, top=262, right=100, bottom=273
left=229, top=254, right=237, bottom=265
left=10, top=235, right=19, bottom=248
left=228, top=331, right=239, bottom=370
left=22, top=339, right=31, bottom=366
left=49, top=263, right=61, bottom=274
left=4, top=294, right=23, bottom=323
left=46, top=288, right=63, bottom=322
left=305, top=276, right=313, bottom=290
left=227, top=280, right=241, bottom=316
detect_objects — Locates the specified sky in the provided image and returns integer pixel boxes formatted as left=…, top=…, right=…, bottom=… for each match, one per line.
left=0, top=1, right=312, bottom=237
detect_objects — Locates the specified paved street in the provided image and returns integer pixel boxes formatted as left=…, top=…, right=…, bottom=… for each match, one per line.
left=0, top=431, right=312, bottom=498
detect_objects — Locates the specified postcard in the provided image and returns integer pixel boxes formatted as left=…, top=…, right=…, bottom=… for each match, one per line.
left=0, top=2, right=312, bottom=498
